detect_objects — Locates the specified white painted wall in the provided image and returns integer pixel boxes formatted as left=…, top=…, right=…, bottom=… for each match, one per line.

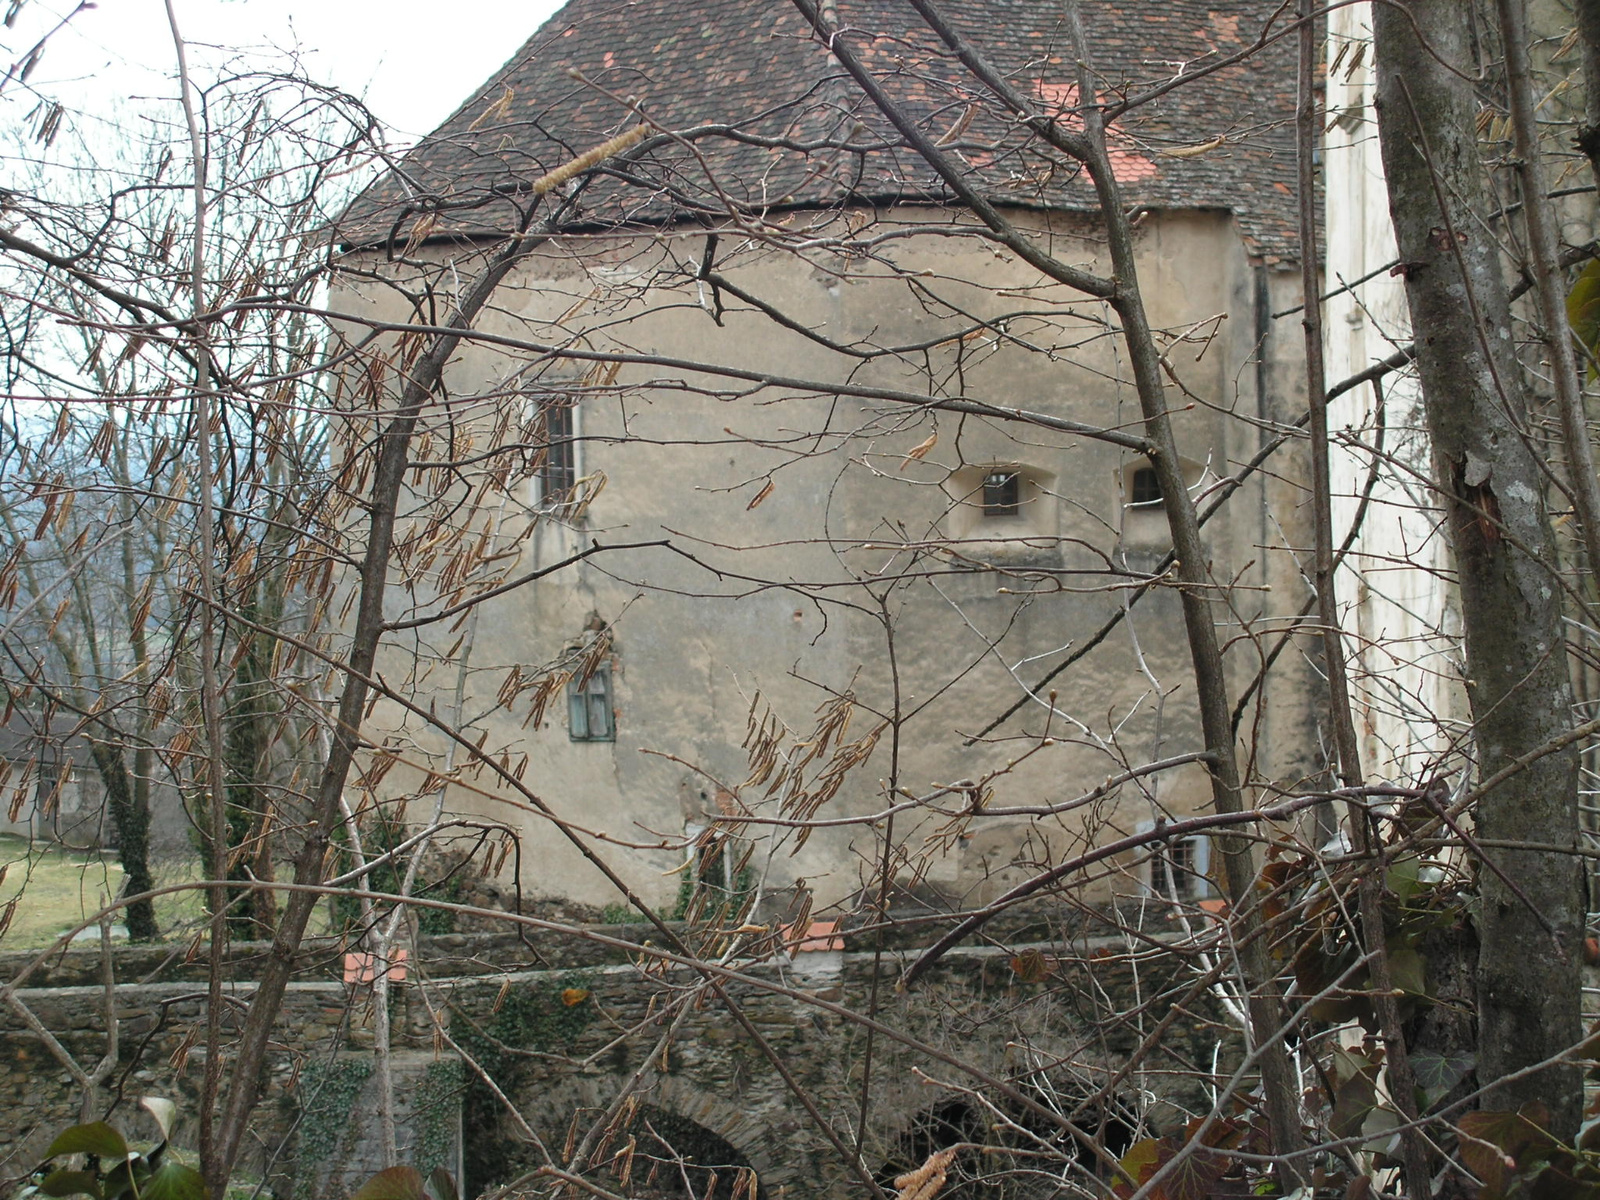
left=1324, top=2, right=1464, bottom=791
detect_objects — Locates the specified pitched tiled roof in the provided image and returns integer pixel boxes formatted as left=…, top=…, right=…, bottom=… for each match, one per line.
left=339, top=0, right=1301, bottom=262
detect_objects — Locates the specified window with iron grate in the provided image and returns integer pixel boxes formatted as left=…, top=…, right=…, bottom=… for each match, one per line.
left=982, top=470, right=1021, bottom=517
left=538, top=395, right=577, bottom=508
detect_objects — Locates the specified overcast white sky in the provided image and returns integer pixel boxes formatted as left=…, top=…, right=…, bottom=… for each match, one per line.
left=7, top=0, right=566, bottom=142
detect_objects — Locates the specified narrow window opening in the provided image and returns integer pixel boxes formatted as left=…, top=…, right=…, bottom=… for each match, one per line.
left=538, top=395, right=577, bottom=507
left=680, top=821, right=751, bottom=921
left=982, top=470, right=1021, bottom=517
left=1129, top=466, right=1163, bottom=507
left=696, top=833, right=732, bottom=893
left=567, top=664, right=614, bottom=742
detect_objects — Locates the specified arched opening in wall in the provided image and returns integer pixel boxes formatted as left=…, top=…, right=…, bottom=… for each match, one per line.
left=1119, top=454, right=1212, bottom=551
left=613, top=1104, right=759, bottom=1198
left=877, top=1094, right=1136, bottom=1198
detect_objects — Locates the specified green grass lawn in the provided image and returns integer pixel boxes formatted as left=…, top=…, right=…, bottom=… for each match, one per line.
left=0, top=834, right=206, bottom=949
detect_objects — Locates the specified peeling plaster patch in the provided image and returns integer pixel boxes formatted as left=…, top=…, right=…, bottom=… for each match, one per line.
left=1463, top=452, right=1492, bottom=488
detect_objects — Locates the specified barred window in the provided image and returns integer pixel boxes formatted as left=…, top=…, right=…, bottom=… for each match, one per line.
left=538, top=395, right=577, bottom=507
left=1151, top=837, right=1198, bottom=901
left=982, top=470, right=1021, bottom=517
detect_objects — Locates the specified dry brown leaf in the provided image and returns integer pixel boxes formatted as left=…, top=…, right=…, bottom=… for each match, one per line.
left=1163, top=135, right=1225, bottom=159
left=934, top=102, right=979, bottom=146
left=748, top=478, right=775, bottom=509
left=468, top=84, right=516, bottom=131
left=894, top=1148, right=958, bottom=1200
left=899, top=432, right=937, bottom=471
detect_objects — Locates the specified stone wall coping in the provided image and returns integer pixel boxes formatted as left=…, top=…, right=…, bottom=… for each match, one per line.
left=3, top=934, right=1146, bottom=1007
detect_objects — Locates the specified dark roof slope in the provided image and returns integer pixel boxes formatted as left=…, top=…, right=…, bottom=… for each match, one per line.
left=340, top=0, right=1301, bottom=262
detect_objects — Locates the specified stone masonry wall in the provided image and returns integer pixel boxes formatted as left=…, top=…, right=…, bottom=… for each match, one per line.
left=0, top=927, right=1232, bottom=1200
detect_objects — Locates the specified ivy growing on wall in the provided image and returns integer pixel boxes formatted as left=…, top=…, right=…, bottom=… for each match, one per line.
left=413, top=1058, right=465, bottom=1178
left=456, top=974, right=595, bottom=1194
left=331, top=809, right=464, bottom=936
left=294, top=1055, right=375, bottom=1197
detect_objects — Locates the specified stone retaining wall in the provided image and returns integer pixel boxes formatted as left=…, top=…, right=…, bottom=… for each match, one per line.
left=0, top=928, right=1231, bottom=1199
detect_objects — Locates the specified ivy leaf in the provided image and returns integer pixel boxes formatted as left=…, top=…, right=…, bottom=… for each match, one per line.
left=140, top=1162, right=206, bottom=1200
left=1156, top=1146, right=1230, bottom=1200
left=1309, top=993, right=1362, bottom=1026
left=1112, top=1138, right=1162, bottom=1198
left=1361, top=1103, right=1405, bottom=1161
left=1385, top=855, right=1421, bottom=904
left=1569, top=259, right=1600, bottom=378
left=350, top=1166, right=427, bottom=1200
left=1331, top=1070, right=1378, bottom=1139
left=139, top=1098, right=177, bottom=1142
left=1182, top=1115, right=1244, bottom=1153
left=1385, top=941, right=1427, bottom=999
left=37, top=1171, right=103, bottom=1200
left=1330, top=1044, right=1381, bottom=1085
left=1523, top=1151, right=1600, bottom=1200
left=98, top=1156, right=151, bottom=1200
left=43, top=1124, right=129, bottom=1162
left=426, top=1169, right=458, bottom=1200
left=1112, top=1123, right=1240, bottom=1200
left=1409, top=1050, right=1474, bottom=1110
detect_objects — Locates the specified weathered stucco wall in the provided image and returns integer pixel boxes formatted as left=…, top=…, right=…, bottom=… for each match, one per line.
left=326, top=202, right=1316, bottom=915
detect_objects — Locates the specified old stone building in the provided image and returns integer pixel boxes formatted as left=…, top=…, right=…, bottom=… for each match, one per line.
left=329, top=0, right=1319, bottom=918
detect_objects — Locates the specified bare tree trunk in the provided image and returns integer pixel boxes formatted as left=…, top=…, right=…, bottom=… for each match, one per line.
left=1298, top=4, right=1430, bottom=1192
left=1374, top=0, right=1585, bottom=1137
left=89, top=741, right=157, bottom=942
left=205, top=122, right=648, bottom=1181
left=794, top=0, right=1308, bottom=1174
left=1578, top=0, right=1600, bottom=187
left=1496, top=0, right=1600, bottom=588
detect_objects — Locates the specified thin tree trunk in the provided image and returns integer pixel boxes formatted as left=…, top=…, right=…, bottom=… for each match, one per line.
left=1496, top=0, right=1600, bottom=590
left=90, top=741, right=157, bottom=942
left=1374, top=0, right=1585, bottom=1138
left=794, top=0, right=1308, bottom=1174
left=1299, top=4, right=1431, bottom=1192
left=206, top=147, right=631, bottom=1184
left=160, top=2, right=233, bottom=1181
left=1051, top=3, right=1306, bottom=1180
left=1577, top=0, right=1600, bottom=187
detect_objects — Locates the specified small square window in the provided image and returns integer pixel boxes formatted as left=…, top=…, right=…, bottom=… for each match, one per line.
left=568, top=665, right=614, bottom=741
left=982, top=471, right=1021, bottom=517
left=1129, top=466, right=1163, bottom=507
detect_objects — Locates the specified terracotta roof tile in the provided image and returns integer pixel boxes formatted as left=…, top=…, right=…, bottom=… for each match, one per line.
left=339, top=0, right=1301, bottom=262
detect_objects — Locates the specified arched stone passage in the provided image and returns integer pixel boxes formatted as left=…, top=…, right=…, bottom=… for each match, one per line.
left=875, top=1091, right=1138, bottom=1199
left=648, top=1075, right=792, bottom=1192
left=481, top=1071, right=791, bottom=1196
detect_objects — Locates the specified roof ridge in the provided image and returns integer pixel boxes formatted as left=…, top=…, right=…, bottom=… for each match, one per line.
left=337, top=0, right=1300, bottom=264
